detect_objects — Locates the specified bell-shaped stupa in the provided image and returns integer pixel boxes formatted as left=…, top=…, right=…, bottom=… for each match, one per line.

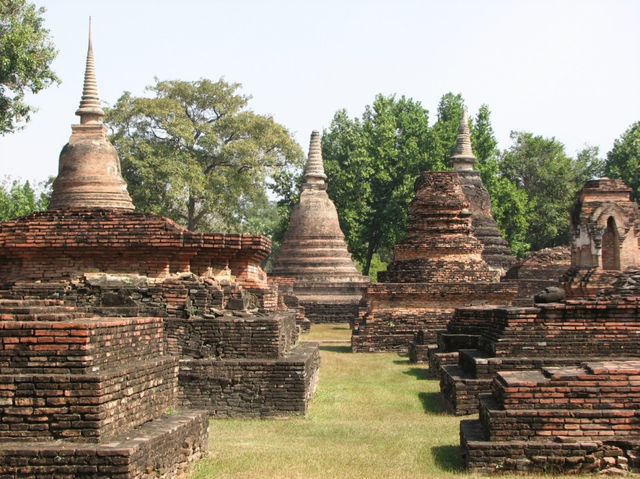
left=452, top=109, right=515, bottom=275
left=271, top=130, right=368, bottom=323
left=48, top=21, right=134, bottom=211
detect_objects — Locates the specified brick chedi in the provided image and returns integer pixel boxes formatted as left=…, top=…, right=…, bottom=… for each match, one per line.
left=0, top=24, right=319, bottom=478
left=352, top=157, right=516, bottom=352
left=48, top=23, right=134, bottom=211
left=271, top=130, right=368, bottom=323
left=564, top=177, right=640, bottom=298
left=451, top=110, right=516, bottom=276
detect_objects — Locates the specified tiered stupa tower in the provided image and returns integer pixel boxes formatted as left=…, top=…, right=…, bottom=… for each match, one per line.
left=271, top=130, right=369, bottom=323
left=451, top=110, right=515, bottom=275
left=352, top=112, right=517, bottom=352
left=48, top=21, right=134, bottom=211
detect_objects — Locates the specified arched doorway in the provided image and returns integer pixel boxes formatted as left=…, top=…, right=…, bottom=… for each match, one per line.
left=601, top=216, right=621, bottom=270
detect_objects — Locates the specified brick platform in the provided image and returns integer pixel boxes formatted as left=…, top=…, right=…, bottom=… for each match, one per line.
left=437, top=300, right=640, bottom=415
left=461, top=361, right=640, bottom=474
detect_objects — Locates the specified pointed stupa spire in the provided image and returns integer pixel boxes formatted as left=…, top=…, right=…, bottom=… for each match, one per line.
left=48, top=20, right=134, bottom=211
left=450, top=109, right=477, bottom=171
left=75, top=18, right=104, bottom=124
left=304, top=130, right=327, bottom=184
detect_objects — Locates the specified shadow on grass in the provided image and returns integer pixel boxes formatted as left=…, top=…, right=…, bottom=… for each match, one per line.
left=431, top=445, right=463, bottom=472
left=319, top=345, right=352, bottom=354
left=403, top=367, right=430, bottom=380
left=418, top=391, right=448, bottom=414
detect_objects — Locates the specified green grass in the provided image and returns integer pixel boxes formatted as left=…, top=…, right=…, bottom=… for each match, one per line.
left=304, top=322, right=352, bottom=342
left=190, top=324, right=480, bottom=478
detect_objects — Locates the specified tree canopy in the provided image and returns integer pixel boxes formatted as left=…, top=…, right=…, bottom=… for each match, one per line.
left=105, top=78, right=304, bottom=232
left=605, top=121, right=640, bottom=202
left=323, top=94, right=444, bottom=276
left=0, top=177, right=49, bottom=221
left=498, top=132, right=603, bottom=251
left=0, top=0, right=59, bottom=135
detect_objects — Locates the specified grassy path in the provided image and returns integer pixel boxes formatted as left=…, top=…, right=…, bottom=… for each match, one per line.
left=189, top=324, right=472, bottom=478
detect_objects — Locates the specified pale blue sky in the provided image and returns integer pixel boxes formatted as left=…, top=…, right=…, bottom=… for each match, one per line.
left=1, top=0, right=639, bottom=184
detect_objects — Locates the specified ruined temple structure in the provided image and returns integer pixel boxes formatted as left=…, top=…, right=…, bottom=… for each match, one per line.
left=0, top=27, right=319, bottom=478
left=502, top=246, right=571, bottom=306
left=271, top=130, right=369, bottom=324
left=351, top=166, right=516, bottom=352
left=451, top=110, right=516, bottom=276
left=564, top=177, right=640, bottom=298
left=454, top=178, right=640, bottom=474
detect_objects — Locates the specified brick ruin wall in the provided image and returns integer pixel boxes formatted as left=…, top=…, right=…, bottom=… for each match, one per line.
left=178, top=341, right=320, bottom=418
left=462, top=361, right=640, bottom=474
left=0, top=317, right=176, bottom=443
left=353, top=282, right=516, bottom=353
left=0, top=411, right=209, bottom=478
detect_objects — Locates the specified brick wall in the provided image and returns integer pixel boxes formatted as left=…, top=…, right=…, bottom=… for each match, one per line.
left=177, top=341, right=320, bottom=417
left=164, top=313, right=298, bottom=360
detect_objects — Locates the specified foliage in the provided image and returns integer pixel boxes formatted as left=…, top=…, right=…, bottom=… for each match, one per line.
left=190, top=325, right=465, bottom=479
left=605, top=121, right=640, bottom=202
left=0, top=177, right=50, bottom=220
left=105, top=78, right=304, bottom=232
left=429, top=92, right=466, bottom=167
left=499, top=132, right=603, bottom=252
left=0, top=0, right=59, bottom=135
left=322, top=94, right=438, bottom=275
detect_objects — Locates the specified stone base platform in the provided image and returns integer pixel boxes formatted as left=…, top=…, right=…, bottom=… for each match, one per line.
left=0, top=410, right=209, bottom=478
left=440, top=355, right=633, bottom=416
left=461, top=419, right=638, bottom=474
left=178, top=341, right=320, bottom=418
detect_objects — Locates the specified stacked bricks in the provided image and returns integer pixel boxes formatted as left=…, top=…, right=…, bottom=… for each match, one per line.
left=353, top=171, right=515, bottom=352
left=451, top=169, right=516, bottom=276
left=0, top=315, right=178, bottom=443
left=0, top=209, right=270, bottom=286
left=439, top=298, right=640, bottom=416
left=461, top=360, right=640, bottom=474
left=0, top=307, right=209, bottom=476
left=179, top=342, right=320, bottom=418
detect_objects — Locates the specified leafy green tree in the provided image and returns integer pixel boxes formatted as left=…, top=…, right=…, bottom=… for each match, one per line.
left=605, top=121, right=640, bottom=202
left=468, top=105, right=531, bottom=256
left=105, top=78, right=304, bottom=232
left=471, top=104, right=500, bottom=165
left=499, top=132, right=603, bottom=251
left=0, top=0, right=59, bottom=134
left=323, top=94, right=437, bottom=275
left=0, top=177, right=50, bottom=220
left=430, top=92, right=465, bottom=167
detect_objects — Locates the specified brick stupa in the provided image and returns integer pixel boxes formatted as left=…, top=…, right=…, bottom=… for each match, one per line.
left=352, top=130, right=516, bottom=352
left=271, top=130, right=368, bottom=323
left=451, top=110, right=516, bottom=276
left=0, top=25, right=319, bottom=477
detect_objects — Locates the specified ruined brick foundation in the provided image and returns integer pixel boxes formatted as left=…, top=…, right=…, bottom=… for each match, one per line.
left=461, top=361, right=640, bottom=474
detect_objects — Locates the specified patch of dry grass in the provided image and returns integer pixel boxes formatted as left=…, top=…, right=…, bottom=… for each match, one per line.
left=189, top=324, right=477, bottom=478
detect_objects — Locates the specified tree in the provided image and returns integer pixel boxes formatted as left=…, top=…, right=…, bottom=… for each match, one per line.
left=0, top=0, right=59, bottom=135
left=323, top=94, right=437, bottom=275
left=468, top=105, right=531, bottom=256
left=605, top=121, right=640, bottom=202
left=430, top=92, right=465, bottom=167
left=105, top=78, right=304, bottom=232
left=499, top=132, right=603, bottom=251
left=0, top=177, right=50, bottom=220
